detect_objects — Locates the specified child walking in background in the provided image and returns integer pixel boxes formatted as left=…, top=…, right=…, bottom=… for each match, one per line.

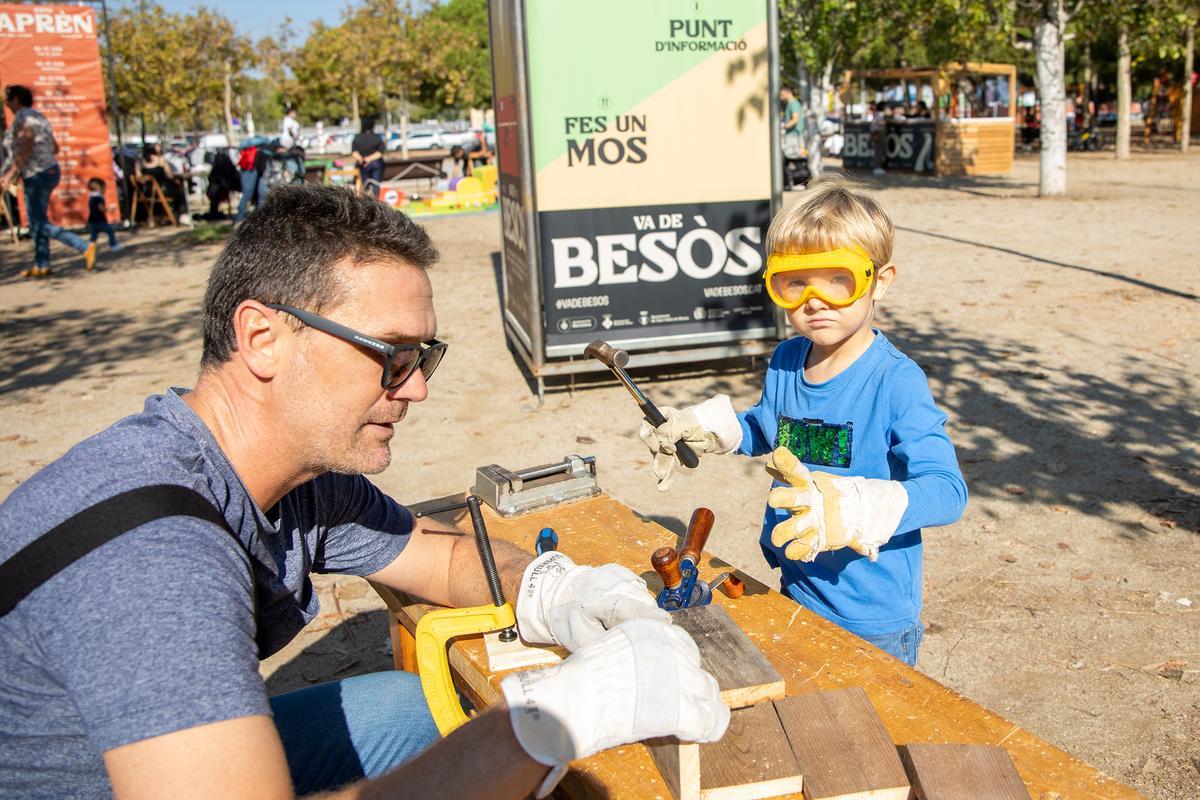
left=87, top=178, right=120, bottom=257
left=640, top=175, right=967, bottom=666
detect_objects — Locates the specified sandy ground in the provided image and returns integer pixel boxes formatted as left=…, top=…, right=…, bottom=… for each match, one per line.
left=1, top=152, right=1197, bottom=799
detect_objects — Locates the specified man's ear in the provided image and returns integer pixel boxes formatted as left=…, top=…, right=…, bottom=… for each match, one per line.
left=872, top=262, right=897, bottom=301
left=231, top=301, right=285, bottom=380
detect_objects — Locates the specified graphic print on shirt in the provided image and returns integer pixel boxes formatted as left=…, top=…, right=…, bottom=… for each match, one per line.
left=776, top=415, right=853, bottom=468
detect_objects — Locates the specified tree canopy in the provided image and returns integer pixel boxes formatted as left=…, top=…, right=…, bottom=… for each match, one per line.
left=100, top=0, right=1196, bottom=141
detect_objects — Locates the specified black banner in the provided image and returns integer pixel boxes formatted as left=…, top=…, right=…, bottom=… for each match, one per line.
left=489, top=0, right=537, bottom=343
left=841, top=120, right=936, bottom=172
left=538, top=200, right=774, bottom=350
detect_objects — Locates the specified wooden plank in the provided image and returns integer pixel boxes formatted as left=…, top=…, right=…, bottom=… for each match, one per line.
left=647, top=704, right=804, bottom=800
left=647, top=737, right=701, bottom=800
left=700, top=703, right=804, bottom=800
left=372, top=494, right=1143, bottom=800
left=773, top=688, right=909, bottom=800
left=899, top=744, right=1031, bottom=800
left=483, top=630, right=564, bottom=670
left=673, top=605, right=786, bottom=709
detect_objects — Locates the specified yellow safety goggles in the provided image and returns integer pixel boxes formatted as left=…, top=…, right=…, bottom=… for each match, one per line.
left=763, top=246, right=875, bottom=309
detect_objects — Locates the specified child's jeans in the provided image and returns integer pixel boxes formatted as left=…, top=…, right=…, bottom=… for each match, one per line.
left=858, top=620, right=924, bottom=667
left=88, top=222, right=117, bottom=247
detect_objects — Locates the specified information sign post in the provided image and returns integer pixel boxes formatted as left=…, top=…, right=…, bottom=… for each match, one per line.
left=489, top=0, right=783, bottom=399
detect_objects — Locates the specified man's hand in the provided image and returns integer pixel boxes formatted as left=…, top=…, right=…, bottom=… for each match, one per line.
left=501, top=618, right=729, bottom=798
left=765, top=446, right=909, bottom=562
left=638, top=394, right=742, bottom=491
left=516, top=551, right=670, bottom=651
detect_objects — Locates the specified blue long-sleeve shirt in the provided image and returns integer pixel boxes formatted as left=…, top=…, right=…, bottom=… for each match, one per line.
left=737, top=331, right=968, bottom=636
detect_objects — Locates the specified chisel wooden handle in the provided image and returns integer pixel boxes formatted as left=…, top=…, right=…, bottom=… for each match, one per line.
left=722, top=575, right=745, bottom=599
left=679, top=507, right=714, bottom=565
left=651, top=546, right=683, bottom=590
left=641, top=403, right=700, bottom=469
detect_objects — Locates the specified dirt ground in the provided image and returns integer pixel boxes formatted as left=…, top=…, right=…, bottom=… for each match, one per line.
left=1, top=152, right=1197, bottom=799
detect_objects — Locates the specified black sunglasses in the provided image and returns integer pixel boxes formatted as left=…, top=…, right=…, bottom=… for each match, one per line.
left=266, top=303, right=447, bottom=390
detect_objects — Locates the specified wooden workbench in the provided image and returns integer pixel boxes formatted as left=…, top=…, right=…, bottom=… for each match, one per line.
left=373, top=493, right=1141, bottom=800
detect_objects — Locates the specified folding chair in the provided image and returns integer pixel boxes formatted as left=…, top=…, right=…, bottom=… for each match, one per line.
left=131, top=176, right=176, bottom=227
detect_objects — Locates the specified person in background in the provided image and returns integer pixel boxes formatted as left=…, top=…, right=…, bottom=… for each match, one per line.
left=780, top=86, right=807, bottom=190
left=232, top=141, right=264, bottom=224
left=280, top=106, right=301, bottom=151
left=445, top=145, right=473, bottom=185
left=86, top=177, right=120, bottom=255
left=137, top=143, right=190, bottom=225
left=351, top=116, right=385, bottom=197
left=913, top=101, right=932, bottom=119
left=0, top=84, right=95, bottom=278
left=869, top=102, right=889, bottom=176
left=279, top=106, right=306, bottom=183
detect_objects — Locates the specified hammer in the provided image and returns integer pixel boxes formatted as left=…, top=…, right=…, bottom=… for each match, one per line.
left=583, top=339, right=699, bottom=470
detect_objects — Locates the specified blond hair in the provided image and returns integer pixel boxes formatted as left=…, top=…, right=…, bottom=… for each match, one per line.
left=766, top=174, right=894, bottom=266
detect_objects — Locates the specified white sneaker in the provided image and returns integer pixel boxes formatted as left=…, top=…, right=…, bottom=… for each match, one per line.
left=110, top=243, right=123, bottom=252
left=872, top=167, right=887, bottom=176
left=178, top=213, right=192, bottom=226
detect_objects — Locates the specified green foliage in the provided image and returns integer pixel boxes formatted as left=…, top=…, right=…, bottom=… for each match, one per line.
left=779, top=0, right=1012, bottom=79
left=420, top=0, right=492, bottom=109
left=103, top=2, right=250, bottom=135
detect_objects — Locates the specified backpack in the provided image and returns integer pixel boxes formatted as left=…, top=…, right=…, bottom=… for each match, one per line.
left=237, top=146, right=258, bottom=171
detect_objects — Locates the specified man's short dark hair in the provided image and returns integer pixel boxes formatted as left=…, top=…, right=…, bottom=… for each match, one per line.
left=5, top=85, right=33, bottom=107
left=201, top=184, right=439, bottom=367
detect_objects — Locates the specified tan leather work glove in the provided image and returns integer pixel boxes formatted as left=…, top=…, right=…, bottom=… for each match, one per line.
left=765, top=446, right=909, bottom=562
left=638, top=395, right=742, bottom=491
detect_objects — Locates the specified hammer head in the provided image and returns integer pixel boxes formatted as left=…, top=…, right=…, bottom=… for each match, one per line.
left=584, top=339, right=629, bottom=369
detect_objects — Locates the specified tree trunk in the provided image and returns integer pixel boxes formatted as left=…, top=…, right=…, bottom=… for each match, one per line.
left=400, top=92, right=410, bottom=160
left=1082, top=42, right=1093, bottom=126
left=1036, top=0, right=1068, bottom=196
left=1183, top=15, right=1195, bottom=154
left=1116, top=25, right=1131, bottom=159
left=223, top=59, right=236, bottom=145
left=351, top=87, right=360, bottom=136
left=797, top=63, right=825, bottom=178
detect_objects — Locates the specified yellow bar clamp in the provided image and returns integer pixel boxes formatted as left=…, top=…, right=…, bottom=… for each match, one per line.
left=416, top=602, right=517, bottom=735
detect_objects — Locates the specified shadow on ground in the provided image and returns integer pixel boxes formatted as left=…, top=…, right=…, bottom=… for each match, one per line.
left=0, top=226, right=219, bottom=284
left=0, top=296, right=201, bottom=394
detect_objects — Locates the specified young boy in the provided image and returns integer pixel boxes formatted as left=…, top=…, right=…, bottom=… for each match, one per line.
left=86, top=177, right=120, bottom=255
left=640, top=176, right=967, bottom=666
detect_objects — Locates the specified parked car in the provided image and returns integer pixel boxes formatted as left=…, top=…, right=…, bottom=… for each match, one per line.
left=439, top=128, right=475, bottom=149
left=387, top=130, right=443, bottom=151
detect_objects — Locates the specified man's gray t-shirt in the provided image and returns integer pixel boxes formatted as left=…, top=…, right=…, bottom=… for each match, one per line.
left=0, top=390, right=413, bottom=798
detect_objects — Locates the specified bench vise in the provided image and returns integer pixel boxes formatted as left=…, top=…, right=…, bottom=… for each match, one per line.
left=474, top=455, right=599, bottom=516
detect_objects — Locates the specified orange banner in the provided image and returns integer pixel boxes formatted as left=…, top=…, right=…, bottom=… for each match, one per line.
left=0, top=4, right=117, bottom=228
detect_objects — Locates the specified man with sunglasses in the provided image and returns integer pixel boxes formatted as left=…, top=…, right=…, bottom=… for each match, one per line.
left=0, top=185, right=727, bottom=799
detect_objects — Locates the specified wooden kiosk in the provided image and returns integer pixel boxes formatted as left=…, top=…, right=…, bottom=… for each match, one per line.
left=843, top=62, right=1017, bottom=176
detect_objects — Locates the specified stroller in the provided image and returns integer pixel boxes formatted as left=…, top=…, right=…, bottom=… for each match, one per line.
left=262, top=144, right=307, bottom=192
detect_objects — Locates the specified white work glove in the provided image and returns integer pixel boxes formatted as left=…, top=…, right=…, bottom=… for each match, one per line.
left=765, top=446, right=909, bottom=562
left=638, top=394, right=743, bottom=491
left=501, top=618, right=730, bottom=798
left=517, top=551, right=671, bottom=651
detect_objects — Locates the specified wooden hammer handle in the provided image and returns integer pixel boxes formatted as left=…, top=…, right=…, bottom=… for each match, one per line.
left=651, top=546, right=683, bottom=590
left=679, top=507, right=715, bottom=565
